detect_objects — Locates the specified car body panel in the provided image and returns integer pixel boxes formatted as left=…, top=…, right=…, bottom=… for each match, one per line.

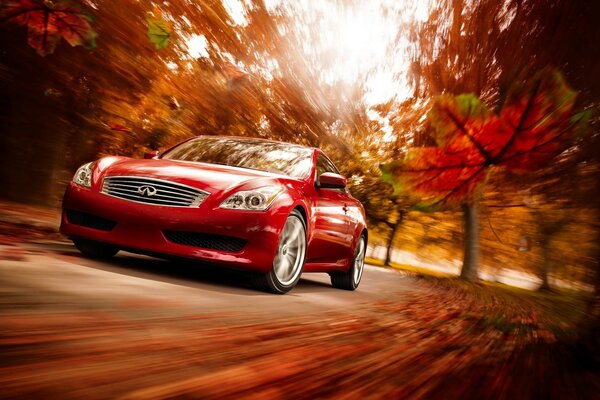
left=304, top=187, right=352, bottom=265
left=60, top=137, right=367, bottom=277
left=62, top=181, right=294, bottom=272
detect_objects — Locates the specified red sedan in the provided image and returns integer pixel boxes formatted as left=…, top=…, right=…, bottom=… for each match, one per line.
left=61, top=136, right=368, bottom=294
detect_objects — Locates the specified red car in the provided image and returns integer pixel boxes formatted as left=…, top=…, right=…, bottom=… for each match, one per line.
left=61, top=136, right=368, bottom=294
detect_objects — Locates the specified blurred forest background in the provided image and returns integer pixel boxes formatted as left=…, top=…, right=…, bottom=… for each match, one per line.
left=0, top=0, right=599, bottom=296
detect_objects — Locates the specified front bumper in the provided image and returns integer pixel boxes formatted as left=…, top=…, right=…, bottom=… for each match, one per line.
left=60, top=183, right=291, bottom=272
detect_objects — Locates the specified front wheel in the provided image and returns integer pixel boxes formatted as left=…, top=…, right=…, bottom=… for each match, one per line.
left=253, top=210, right=306, bottom=294
left=330, top=234, right=366, bottom=290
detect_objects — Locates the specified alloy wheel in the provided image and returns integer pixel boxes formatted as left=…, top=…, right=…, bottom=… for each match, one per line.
left=353, top=236, right=366, bottom=285
left=273, top=215, right=306, bottom=286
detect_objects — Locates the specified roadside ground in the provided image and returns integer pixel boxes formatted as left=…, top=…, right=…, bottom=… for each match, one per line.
left=0, top=200, right=596, bottom=399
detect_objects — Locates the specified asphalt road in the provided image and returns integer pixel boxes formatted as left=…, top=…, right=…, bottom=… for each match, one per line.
left=0, top=242, right=414, bottom=318
left=1, top=242, right=423, bottom=399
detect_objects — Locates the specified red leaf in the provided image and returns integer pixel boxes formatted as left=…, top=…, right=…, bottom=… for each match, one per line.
left=110, top=124, right=131, bottom=132
left=1, top=0, right=97, bottom=56
left=495, top=69, right=582, bottom=171
left=384, top=148, right=487, bottom=208
left=428, top=94, right=509, bottom=161
left=382, top=70, right=586, bottom=209
left=382, top=94, right=492, bottom=208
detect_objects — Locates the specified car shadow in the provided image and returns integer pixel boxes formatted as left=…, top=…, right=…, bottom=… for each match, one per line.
left=32, top=242, right=334, bottom=295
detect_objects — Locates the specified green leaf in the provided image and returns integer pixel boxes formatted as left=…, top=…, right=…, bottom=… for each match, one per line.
left=570, top=109, right=592, bottom=138
left=380, top=162, right=403, bottom=196
left=147, top=14, right=171, bottom=50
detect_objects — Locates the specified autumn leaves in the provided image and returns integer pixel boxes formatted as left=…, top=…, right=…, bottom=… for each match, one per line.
left=383, top=69, right=589, bottom=210
left=0, top=0, right=97, bottom=56
left=0, top=0, right=174, bottom=56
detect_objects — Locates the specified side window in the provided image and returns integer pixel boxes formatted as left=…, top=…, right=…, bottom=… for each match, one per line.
left=315, top=153, right=342, bottom=189
left=316, top=154, right=336, bottom=179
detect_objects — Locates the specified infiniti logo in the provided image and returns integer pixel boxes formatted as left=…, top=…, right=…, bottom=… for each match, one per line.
left=138, top=185, right=158, bottom=197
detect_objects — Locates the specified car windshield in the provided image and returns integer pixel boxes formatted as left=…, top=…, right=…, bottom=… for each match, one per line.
left=161, top=137, right=313, bottom=178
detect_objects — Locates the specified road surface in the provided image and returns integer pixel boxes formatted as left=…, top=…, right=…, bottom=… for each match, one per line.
left=1, top=242, right=415, bottom=316
left=0, top=242, right=424, bottom=399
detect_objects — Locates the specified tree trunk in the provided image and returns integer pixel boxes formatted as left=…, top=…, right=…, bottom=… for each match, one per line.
left=384, top=222, right=400, bottom=267
left=384, top=210, right=404, bottom=266
left=575, top=126, right=600, bottom=367
left=539, top=237, right=552, bottom=291
left=581, top=161, right=600, bottom=361
left=577, top=242, right=600, bottom=366
left=460, top=202, right=480, bottom=282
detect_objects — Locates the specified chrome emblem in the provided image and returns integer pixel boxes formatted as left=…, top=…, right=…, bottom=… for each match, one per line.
left=138, top=185, right=158, bottom=197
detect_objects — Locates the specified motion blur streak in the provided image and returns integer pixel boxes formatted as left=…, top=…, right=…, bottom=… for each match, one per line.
left=1, top=0, right=600, bottom=398
left=0, top=232, right=587, bottom=399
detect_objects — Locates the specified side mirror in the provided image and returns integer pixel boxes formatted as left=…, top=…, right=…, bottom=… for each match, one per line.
left=144, top=150, right=160, bottom=159
left=318, top=172, right=347, bottom=189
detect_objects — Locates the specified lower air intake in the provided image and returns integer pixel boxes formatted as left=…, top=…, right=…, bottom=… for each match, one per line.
left=66, top=210, right=116, bottom=231
left=163, top=231, right=247, bottom=252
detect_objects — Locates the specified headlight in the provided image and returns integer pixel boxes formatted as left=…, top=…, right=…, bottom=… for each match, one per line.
left=72, top=162, right=94, bottom=187
left=220, top=186, right=285, bottom=211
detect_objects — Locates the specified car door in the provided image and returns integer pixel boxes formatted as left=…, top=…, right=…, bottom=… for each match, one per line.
left=305, top=153, right=353, bottom=265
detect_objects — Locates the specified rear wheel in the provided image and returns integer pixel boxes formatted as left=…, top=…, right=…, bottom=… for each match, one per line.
left=330, top=234, right=366, bottom=290
left=73, top=239, right=119, bottom=259
left=253, top=210, right=306, bottom=294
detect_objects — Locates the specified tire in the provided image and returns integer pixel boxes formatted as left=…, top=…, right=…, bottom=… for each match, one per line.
left=253, top=210, right=306, bottom=294
left=330, top=234, right=366, bottom=291
left=73, top=239, right=119, bottom=259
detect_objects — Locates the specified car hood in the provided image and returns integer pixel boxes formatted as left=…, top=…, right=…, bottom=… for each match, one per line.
left=98, top=157, right=286, bottom=193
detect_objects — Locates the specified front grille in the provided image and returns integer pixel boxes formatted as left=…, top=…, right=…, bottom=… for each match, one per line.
left=163, top=231, right=247, bottom=252
left=65, top=210, right=116, bottom=231
left=102, top=176, right=209, bottom=207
